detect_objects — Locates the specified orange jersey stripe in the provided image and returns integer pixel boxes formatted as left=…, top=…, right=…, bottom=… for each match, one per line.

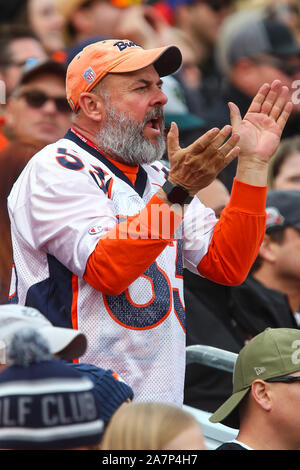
left=71, top=274, right=79, bottom=363
left=71, top=274, right=79, bottom=330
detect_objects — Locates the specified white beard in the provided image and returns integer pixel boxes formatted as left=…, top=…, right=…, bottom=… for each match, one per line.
left=95, top=101, right=166, bottom=166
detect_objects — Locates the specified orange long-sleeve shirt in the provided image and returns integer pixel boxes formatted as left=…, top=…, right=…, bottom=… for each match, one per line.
left=84, top=172, right=266, bottom=295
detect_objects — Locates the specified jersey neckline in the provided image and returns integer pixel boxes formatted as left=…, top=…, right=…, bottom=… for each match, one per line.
left=65, top=128, right=148, bottom=198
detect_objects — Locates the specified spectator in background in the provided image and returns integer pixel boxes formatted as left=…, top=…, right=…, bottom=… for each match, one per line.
left=209, top=10, right=300, bottom=190
left=236, top=0, right=300, bottom=44
left=0, top=304, right=134, bottom=429
left=251, top=190, right=300, bottom=320
left=184, top=189, right=299, bottom=414
left=268, top=0, right=300, bottom=39
left=0, top=25, right=48, bottom=152
left=268, top=136, right=300, bottom=190
left=0, top=304, right=87, bottom=371
left=57, top=0, right=124, bottom=46
left=58, top=0, right=178, bottom=56
left=0, top=59, right=71, bottom=304
left=0, top=25, right=48, bottom=97
left=114, top=2, right=178, bottom=50
left=0, top=0, right=66, bottom=58
left=210, top=327, right=300, bottom=450
left=0, top=328, right=104, bottom=449
left=5, top=60, right=71, bottom=148
left=171, top=0, right=234, bottom=103
left=100, top=401, right=205, bottom=450
left=26, top=0, right=66, bottom=58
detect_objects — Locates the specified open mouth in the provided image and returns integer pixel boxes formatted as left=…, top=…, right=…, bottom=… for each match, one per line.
left=145, top=117, right=161, bottom=133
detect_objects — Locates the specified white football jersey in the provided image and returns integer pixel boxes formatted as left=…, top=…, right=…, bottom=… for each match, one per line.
left=8, top=129, right=217, bottom=406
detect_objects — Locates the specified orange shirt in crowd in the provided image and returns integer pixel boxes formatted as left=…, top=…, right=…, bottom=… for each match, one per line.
left=0, top=116, right=9, bottom=152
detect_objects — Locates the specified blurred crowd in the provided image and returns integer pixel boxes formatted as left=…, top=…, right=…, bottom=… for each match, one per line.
left=1, top=0, right=300, bottom=451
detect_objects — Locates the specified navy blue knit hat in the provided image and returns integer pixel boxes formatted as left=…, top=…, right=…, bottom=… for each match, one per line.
left=0, top=328, right=104, bottom=449
left=68, top=363, right=134, bottom=425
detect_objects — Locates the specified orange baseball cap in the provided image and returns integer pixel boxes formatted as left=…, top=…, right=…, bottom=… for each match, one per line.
left=66, top=39, right=182, bottom=111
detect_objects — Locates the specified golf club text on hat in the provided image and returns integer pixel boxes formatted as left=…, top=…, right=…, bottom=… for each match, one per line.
left=66, top=39, right=182, bottom=111
left=210, top=328, right=300, bottom=429
left=0, top=328, right=103, bottom=449
left=0, top=304, right=87, bottom=362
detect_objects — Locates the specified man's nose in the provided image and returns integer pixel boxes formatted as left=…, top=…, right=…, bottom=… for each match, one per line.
left=41, top=99, right=57, bottom=114
left=150, top=88, right=168, bottom=107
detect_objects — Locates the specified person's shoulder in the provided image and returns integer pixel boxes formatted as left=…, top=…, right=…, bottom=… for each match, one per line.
left=216, top=442, right=248, bottom=450
left=28, top=136, right=86, bottom=171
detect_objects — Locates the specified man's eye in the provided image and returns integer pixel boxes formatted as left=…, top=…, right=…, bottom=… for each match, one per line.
left=287, top=176, right=300, bottom=183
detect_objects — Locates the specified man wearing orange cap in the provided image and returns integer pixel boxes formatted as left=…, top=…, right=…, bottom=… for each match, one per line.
left=8, top=39, right=292, bottom=405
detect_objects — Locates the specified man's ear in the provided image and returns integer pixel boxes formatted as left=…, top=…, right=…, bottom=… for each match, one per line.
left=251, top=380, right=272, bottom=411
left=258, top=234, right=279, bottom=264
left=77, top=92, right=104, bottom=122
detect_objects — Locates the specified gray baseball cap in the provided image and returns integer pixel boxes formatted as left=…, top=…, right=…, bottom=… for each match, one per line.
left=0, top=304, right=87, bottom=363
left=265, top=190, right=300, bottom=233
left=227, top=18, right=300, bottom=67
left=19, top=58, right=67, bottom=86
left=217, top=11, right=300, bottom=76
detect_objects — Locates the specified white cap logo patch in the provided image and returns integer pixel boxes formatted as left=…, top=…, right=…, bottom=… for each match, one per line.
left=254, top=367, right=266, bottom=376
left=266, top=207, right=284, bottom=229
left=291, top=339, right=300, bottom=364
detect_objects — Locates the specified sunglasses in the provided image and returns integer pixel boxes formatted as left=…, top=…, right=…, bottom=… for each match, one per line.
left=251, top=56, right=300, bottom=77
left=266, top=375, right=300, bottom=384
left=18, top=90, right=70, bottom=113
left=209, top=0, right=232, bottom=11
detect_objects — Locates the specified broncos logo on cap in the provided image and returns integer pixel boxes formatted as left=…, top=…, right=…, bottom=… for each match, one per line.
left=266, top=207, right=285, bottom=229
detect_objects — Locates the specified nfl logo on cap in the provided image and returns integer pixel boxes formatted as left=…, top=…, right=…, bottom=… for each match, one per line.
left=83, top=67, right=96, bottom=83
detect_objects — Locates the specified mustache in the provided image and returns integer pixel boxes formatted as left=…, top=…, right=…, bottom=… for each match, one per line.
left=142, top=108, right=164, bottom=126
